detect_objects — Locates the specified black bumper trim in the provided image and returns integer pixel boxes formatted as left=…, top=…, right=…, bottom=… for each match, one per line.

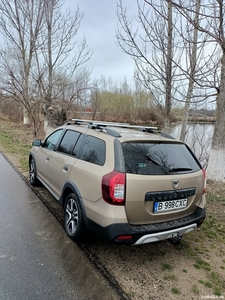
left=87, top=207, right=206, bottom=244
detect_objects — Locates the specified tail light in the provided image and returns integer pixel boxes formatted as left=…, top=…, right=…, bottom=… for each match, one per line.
left=202, top=168, right=206, bottom=194
left=102, top=171, right=126, bottom=205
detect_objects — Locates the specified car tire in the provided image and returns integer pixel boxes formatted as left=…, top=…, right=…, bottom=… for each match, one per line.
left=29, top=158, right=39, bottom=186
left=64, top=193, right=84, bottom=241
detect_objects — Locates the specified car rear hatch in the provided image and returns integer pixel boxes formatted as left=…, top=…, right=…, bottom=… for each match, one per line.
left=121, top=141, right=205, bottom=225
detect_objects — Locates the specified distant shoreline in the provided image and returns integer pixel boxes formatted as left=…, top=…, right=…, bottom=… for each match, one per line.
left=175, top=116, right=215, bottom=123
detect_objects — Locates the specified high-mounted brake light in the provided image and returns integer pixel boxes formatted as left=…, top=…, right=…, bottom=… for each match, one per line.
left=202, top=168, right=206, bottom=194
left=102, top=171, right=126, bottom=205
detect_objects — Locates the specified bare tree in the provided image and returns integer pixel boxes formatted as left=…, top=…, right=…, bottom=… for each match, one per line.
left=33, top=0, right=92, bottom=133
left=116, top=0, right=219, bottom=136
left=116, top=0, right=181, bottom=132
left=0, top=0, right=92, bottom=136
left=171, top=0, right=225, bottom=181
left=0, top=0, right=45, bottom=131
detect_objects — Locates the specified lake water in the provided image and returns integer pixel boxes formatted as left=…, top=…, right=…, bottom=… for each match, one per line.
left=170, top=123, right=215, bottom=168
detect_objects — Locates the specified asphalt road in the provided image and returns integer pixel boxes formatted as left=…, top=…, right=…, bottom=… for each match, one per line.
left=0, top=153, right=119, bottom=300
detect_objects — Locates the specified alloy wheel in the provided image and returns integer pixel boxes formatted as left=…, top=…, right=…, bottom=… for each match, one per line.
left=65, top=198, right=79, bottom=235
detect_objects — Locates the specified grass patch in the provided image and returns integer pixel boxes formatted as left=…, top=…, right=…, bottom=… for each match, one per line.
left=176, top=238, right=197, bottom=258
left=198, top=279, right=204, bottom=284
left=200, top=215, right=225, bottom=242
left=193, top=259, right=211, bottom=271
left=163, top=274, right=176, bottom=281
left=19, top=156, right=29, bottom=172
left=209, top=271, right=225, bottom=296
left=171, top=287, right=180, bottom=295
left=0, top=123, right=32, bottom=171
left=204, top=281, right=213, bottom=288
left=0, top=127, right=31, bottom=155
left=207, top=188, right=225, bottom=208
left=199, top=272, right=225, bottom=296
left=207, top=192, right=219, bottom=202
left=191, top=284, right=199, bottom=295
left=214, top=287, right=222, bottom=297
left=194, top=245, right=209, bottom=254
left=201, top=215, right=217, bottom=239
left=198, top=280, right=213, bottom=288
left=161, top=263, right=173, bottom=271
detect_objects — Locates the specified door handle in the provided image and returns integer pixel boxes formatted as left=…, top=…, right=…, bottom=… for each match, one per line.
left=63, top=165, right=68, bottom=171
left=46, top=157, right=49, bottom=162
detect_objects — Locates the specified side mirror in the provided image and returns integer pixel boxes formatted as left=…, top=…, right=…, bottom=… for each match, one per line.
left=32, top=139, right=42, bottom=147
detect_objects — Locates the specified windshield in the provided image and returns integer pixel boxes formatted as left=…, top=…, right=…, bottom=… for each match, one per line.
left=122, top=142, right=201, bottom=175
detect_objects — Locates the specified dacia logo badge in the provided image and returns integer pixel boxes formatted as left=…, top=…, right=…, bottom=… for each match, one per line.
left=172, top=179, right=179, bottom=189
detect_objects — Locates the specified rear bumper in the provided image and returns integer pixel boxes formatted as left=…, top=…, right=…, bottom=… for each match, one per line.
left=134, top=223, right=197, bottom=245
left=87, top=207, right=206, bottom=245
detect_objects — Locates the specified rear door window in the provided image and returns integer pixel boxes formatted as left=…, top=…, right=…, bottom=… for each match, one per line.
left=122, top=142, right=200, bottom=175
left=58, top=130, right=81, bottom=155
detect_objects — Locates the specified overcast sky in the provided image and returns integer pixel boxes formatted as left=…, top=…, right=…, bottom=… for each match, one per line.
left=65, top=0, right=137, bottom=86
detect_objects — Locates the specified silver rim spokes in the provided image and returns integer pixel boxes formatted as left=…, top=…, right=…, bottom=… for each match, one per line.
left=30, top=160, right=35, bottom=182
left=65, top=198, right=79, bottom=234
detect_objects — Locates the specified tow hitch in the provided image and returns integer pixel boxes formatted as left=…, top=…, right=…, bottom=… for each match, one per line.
left=168, top=233, right=182, bottom=245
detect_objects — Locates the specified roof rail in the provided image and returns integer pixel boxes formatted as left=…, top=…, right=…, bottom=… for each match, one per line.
left=67, top=119, right=175, bottom=139
left=70, top=119, right=129, bottom=126
left=69, top=119, right=158, bottom=131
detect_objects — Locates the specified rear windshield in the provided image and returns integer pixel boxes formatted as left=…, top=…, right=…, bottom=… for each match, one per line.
left=122, top=142, right=201, bottom=175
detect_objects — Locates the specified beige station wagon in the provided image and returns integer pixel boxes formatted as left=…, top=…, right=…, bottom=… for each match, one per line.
left=29, top=119, right=206, bottom=245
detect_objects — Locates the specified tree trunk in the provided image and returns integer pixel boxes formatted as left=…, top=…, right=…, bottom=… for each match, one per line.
left=23, top=106, right=30, bottom=124
left=180, top=0, right=200, bottom=142
left=163, top=0, right=173, bottom=133
left=207, top=51, right=225, bottom=181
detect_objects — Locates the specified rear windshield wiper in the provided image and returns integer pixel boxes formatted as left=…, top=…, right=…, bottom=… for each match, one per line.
left=169, top=167, right=193, bottom=172
left=145, top=155, right=193, bottom=173
left=145, top=155, right=160, bottom=166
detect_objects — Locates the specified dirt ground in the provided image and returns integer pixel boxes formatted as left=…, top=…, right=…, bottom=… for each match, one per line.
left=0, top=121, right=225, bottom=300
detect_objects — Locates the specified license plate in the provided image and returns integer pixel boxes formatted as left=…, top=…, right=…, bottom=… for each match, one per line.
left=153, top=199, right=187, bottom=213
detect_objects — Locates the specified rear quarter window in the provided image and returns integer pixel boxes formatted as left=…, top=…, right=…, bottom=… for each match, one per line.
left=122, top=142, right=201, bottom=175
left=81, top=135, right=106, bottom=166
